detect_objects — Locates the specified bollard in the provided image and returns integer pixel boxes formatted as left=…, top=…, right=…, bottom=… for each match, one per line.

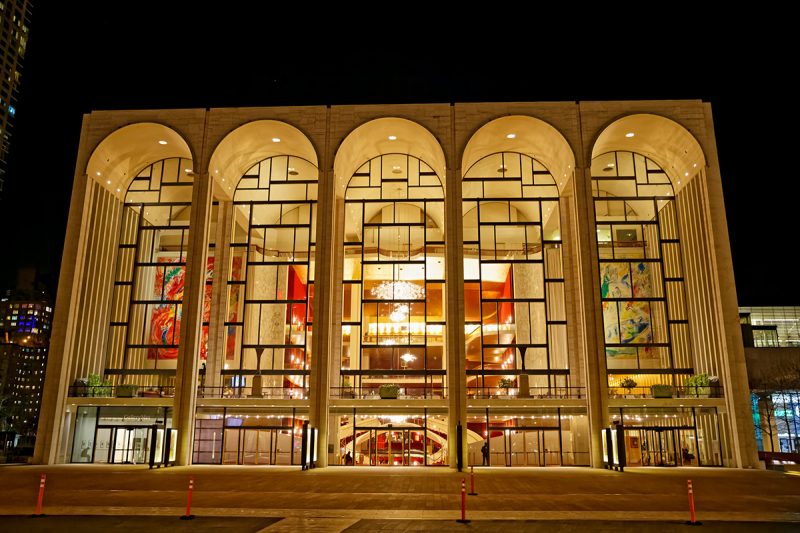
left=468, top=465, right=477, bottom=496
left=456, top=478, right=471, bottom=523
left=30, top=473, right=46, bottom=518
left=686, top=479, right=702, bottom=526
left=180, top=476, right=195, bottom=520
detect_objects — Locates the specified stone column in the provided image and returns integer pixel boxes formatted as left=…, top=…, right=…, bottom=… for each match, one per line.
left=173, top=171, right=213, bottom=466
left=445, top=163, right=467, bottom=469
left=34, top=167, right=92, bottom=464
left=309, top=121, right=335, bottom=466
left=573, top=164, right=608, bottom=468
left=206, top=200, right=233, bottom=390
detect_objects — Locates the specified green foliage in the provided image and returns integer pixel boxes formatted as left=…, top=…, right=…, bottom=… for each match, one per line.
left=87, top=373, right=113, bottom=397
left=651, top=384, right=674, bottom=398
left=379, top=383, right=400, bottom=398
left=498, top=378, right=516, bottom=389
left=620, top=377, right=637, bottom=390
left=116, top=384, right=139, bottom=398
left=684, top=374, right=711, bottom=387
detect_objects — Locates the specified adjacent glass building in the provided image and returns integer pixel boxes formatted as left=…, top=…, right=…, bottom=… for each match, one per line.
left=34, top=102, right=760, bottom=469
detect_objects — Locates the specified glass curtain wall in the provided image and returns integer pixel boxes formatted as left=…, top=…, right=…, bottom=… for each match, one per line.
left=339, top=154, right=446, bottom=399
left=592, top=151, right=692, bottom=393
left=462, top=152, right=567, bottom=398
left=106, top=157, right=194, bottom=391
left=223, top=156, right=317, bottom=398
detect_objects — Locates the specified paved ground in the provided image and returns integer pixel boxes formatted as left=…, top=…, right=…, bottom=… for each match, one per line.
left=0, top=465, right=798, bottom=528
left=0, top=517, right=798, bottom=532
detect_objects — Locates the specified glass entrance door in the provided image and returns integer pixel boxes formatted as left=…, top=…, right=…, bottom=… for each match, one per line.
left=223, top=427, right=294, bottom=465
left=625, top=427, right=698, bottom=466
left=491, top=428, right=561, bottom=466
left=352, top=427, right=432, bottom=466
left=92, top=425, right=152, bottom=464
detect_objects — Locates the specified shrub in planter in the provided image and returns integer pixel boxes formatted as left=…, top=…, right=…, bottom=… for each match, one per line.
left=116, top=384, right=139, bottom=398
left=651, top=384, right=674, bottom=398
left=620, top=377, right=637, bottom=396
left=684, top=374, right=711, bottom=397
left=73, top=378, right=89, bottom=397
left=379, top=383, right=400, bottom=399
left=87, top=374, right=113, bottom=397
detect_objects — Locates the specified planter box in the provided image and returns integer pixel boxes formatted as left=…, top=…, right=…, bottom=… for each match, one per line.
left=116, top=385, right=139, bottom=398
left=379, top=385, right=400, bottom=399
left=651, top=385, right=674, bottom=398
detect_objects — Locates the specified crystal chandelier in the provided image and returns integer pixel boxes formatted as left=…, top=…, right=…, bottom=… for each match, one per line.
left=371, top=281, right=424, bottom=322
left=370, top=281, right=424, bottom=301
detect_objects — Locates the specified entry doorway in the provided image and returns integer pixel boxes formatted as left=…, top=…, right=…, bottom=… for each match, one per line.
left=222, top=427, right=298, bottom=465
left=624, top=427, right=699, bottom=466
left=491, top=428, right=561, bottom=466
left=93, top=425, right=152, bottom=464
left=354, top=427, right=429, bottom=466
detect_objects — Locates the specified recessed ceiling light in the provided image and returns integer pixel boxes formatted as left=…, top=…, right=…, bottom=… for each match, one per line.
left=184, top=168, right=192, bottom=173
left=116, top=188, right=120, bottom=192
left=677, top=180, right=681, bottom=185
left=684, top=172, right=689, bottom=176
left=625, top=132, right=635, bottom=138
left=221, top=178, right=225, bottom=182
left=388, top=135, right=397, bottom=141
left=606, top=163, right=615, bottom=168
left=215, top=169, right=219, bottom=174
left=106, top=180, right=111, bottom=185
left=272, top=137, right=281, bottom=143
left=158, top=140, right=168, bottom=145
left=693, top=163, right=697, bottom=168
left=497, top=165, right=508, bottom=173
left=288, top=167, right=299, bottom=176
left=96, top=171, right=101, bottom=176
left=506, top=133, right=516, bottom=139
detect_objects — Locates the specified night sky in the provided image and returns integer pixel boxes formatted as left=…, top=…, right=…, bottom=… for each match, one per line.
left=0, top=6, right=795, bottom=305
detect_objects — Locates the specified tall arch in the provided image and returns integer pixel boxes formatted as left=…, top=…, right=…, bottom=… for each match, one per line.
left=86, top=122, right=194, bottom=196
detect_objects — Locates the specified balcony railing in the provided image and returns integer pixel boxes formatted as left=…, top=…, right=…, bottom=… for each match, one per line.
left=467, top=386, right=585, bottom=399
left=68, top=385, right=175, bottom=398
left=330, top=385, right=447, bottom=400
left=609, top=385, right=724, bottom=399
left=197, top=386, right=308, bottom=399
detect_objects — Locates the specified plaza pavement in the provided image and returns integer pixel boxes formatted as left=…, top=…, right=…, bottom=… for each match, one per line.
left=0, top=464, right=798, bottom=529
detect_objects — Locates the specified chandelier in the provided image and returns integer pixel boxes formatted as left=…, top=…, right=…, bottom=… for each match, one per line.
left=370, top=281, right=424, bottom=301
left=371, top=281, right=424, bottom=322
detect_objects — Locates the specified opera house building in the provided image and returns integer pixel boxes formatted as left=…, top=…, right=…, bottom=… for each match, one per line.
left=33, top=101, right=760, bottom=469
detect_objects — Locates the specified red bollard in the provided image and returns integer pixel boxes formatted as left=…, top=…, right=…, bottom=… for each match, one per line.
left=456, top=478, right=471, bottom=523
left=30, top=473, right=46, bottom=518
left=468, top=465, right=477, bottom=496
left=686, top=479, right=702, bottom=526
left=180, top=476, right=195, bottom=520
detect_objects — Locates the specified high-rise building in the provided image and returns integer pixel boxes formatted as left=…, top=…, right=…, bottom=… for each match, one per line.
left=0, top=1, right=32, bottom=201
left=34, top=101, right=760, bottom=469
left=0, top=284, right=50, bottom=439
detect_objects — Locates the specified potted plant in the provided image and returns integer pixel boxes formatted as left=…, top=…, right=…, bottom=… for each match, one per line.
left=87, top=374, right=113, bottom=397
left=498, top=378, right=515, bottom=396
left=72, top=377, right=89, bottom=397
left=684, top=374, right=711, bottom=398
left=116, top=384, right=139, bottom=398
left=620, top=377, right=637, bottom=397
left=379, top=383, right=400, bottom=399
left=651, top=384, right=674, bottom=398
left=342, top=377, right=355, bottom=398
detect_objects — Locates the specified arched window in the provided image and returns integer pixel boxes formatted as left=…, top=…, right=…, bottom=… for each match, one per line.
left=592, top=151, right=691, bottom=391
left=106, top=157, right=195, bottom=386
left=224, top=155, right=318, bottom=396
left=340, top=154, right=446, bottom=398
left=462, top=152, right=567, bottom=397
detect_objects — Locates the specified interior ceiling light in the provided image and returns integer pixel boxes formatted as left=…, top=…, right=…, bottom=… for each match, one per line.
left=497, top=165, right=508, bottom=173
left=106, top=180, right=111, bottom=185
left=272, top=137, right=281, bottom=143
left=625, top=132, right=635, bottom=138
left=388, top=135, right=397, bottom=141
left=693, top=163, right=697, bottom=168
left=506, top=133, right=516, bottom=139
left=96, top=171, right=101, bottom=176
left=392, top=165, right=402, bottom=174
left=684, top=172, right=689, bottom=176
left=607, top=163, right=615, bottom=167
left=158, top=140, right=168, bottom=145
left=288, top=167, right=299, bottom=176
left=184, top=168, right=192, bottom=173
